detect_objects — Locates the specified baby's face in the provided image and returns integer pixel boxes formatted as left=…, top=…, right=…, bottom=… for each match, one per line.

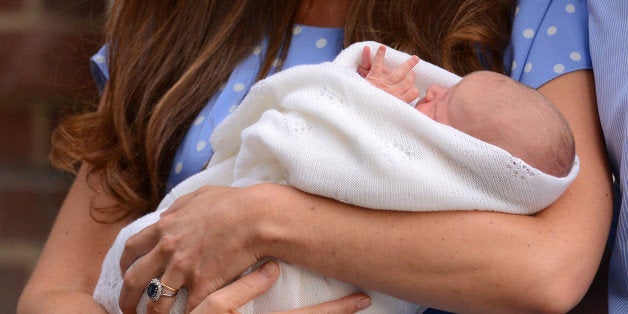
left=414, top=71, right=511, bottom=129
left=414, top=84, right=453, bottom=125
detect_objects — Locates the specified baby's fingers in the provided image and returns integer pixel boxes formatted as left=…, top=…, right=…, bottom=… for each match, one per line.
left=401, top=84, right=420, bottom=103
left=389, top=55, right=419, bottom=84
left=358, top=46, right=372, bottom=77
left=370, top=45, right=387, bottom=75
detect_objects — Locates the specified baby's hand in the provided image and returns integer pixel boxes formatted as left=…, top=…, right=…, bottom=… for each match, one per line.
left=359, top=45, right=420, bottom=103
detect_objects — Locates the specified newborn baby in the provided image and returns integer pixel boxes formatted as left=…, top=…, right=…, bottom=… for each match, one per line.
left=360, top=44, right=575, bottom=178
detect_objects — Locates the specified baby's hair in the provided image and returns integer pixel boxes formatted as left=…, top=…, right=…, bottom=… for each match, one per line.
left=456, top=72, right=575, bottom=177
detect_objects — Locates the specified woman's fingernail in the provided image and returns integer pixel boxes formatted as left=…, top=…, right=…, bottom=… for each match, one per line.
left=259, top=262, right=277, bottom=278
left=357, top=297, right=371, bottom=310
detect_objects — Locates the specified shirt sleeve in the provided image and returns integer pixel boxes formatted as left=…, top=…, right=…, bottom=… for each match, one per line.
left=90, top=45, right=109, bottom=94
left=506, top=0, right=591, bottom=89
left=588, top=1, right=628, bottom=259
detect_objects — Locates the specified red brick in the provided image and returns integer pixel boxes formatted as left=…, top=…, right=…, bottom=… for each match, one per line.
left=0, top=0, right=24, bottom=11
left=0, top=189, right=66, bottom=241
left=0, top=31, right=103, bottom=99
left=43, top=0, right=105, bottom=18
left=0, top=264, right=30, bottom=313
left=0, top=108, right=31, bottom=166
left=0, top=2, right=105, bottom=311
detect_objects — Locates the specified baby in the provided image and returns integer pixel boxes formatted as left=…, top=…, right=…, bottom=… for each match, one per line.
left=359, top=45, right=575, bottom=178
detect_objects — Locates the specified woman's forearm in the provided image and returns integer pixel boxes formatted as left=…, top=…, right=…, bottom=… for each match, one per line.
left=257, top=185, right=608, bottom=313
left=255, top=70, right=612, bottom=313
left=18, top=291, right=108, bottom=313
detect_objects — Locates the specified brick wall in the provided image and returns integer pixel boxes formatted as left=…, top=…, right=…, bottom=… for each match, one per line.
left=0, top=0, right=105, bottom=311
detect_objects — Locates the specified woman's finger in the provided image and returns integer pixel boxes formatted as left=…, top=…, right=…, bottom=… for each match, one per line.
left=117, top=211, right=175, bottom=313
left=160, top=188, right=198, bottom=217
left=120, top=223, right=162, bottom=274
left=277, top=294, right=372, bottom=314
left=190, top=261, right=280, bottom=313
left=120, top=217, right=187, bottom=313
left=145, top=266, right=187, bottom=313
left=119, top=184, right=265, bottom=313
left=119, top=245, right=170, bottom=312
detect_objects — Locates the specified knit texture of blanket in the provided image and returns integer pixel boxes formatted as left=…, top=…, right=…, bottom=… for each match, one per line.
left=93, top=41, right=579, bottom=313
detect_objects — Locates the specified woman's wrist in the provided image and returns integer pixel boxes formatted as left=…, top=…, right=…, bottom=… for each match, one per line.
left=244, top=183, right=301, bottom=261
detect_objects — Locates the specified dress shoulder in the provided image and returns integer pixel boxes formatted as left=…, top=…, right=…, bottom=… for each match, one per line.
left=506, top=0, right=591, bottom=89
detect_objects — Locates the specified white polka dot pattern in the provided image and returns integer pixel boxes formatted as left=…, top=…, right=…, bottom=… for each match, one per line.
left=252, top=46, right=262, bottom=55
left=315, top=38, right=327, bottom=48
left=506, top=0, right=591, bottom=89
left=233, top=83, right=245, bottom=92
left=565, top=4, right=576, bottom=13
left=196, top=141, right=206, bottom=151
left=93, top=55, right=106, bottom=64
left=193, top=116, right=205, bottom=126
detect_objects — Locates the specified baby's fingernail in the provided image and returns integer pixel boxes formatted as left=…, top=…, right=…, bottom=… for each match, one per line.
left=259, top=262, right=277, bottom=278
left=357, top=297, right=371, bottom=310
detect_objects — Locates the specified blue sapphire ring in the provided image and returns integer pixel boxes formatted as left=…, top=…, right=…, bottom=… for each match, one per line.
left=146, top=278, right=178, bottom=301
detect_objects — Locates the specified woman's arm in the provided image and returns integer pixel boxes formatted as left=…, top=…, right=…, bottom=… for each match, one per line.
left=17, top=165, right=132, bottom=313
left=259, top=69, right=611, bottom=313
left=17, top=175, right=371, bottom=314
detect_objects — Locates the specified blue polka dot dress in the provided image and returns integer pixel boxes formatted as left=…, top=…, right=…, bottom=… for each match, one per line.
left=91, top=25, right=345, bottom=189
left=90, top=1, right=591, bottom=193
left=505, top=0, right=591, bottom=89
left=167, top=25, right=345, bottom=189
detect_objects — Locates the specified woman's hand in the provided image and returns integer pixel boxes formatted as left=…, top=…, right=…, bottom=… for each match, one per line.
left=118, top=184, right=272, bottom=313
left=192, top=261, right=371, bottom=313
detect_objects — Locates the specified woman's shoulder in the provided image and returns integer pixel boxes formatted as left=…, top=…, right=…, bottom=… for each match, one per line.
left=506, top=0, right=591, bottom=89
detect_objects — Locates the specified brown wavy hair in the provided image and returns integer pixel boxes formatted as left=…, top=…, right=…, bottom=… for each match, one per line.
left=50, top=0, right=515, bottom=221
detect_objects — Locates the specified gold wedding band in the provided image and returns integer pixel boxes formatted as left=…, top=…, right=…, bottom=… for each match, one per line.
left=161, top=281, right=178, bottom=292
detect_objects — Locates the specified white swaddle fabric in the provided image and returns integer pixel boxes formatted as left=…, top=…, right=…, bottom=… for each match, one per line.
left=93, top=41, right=579, bottom=313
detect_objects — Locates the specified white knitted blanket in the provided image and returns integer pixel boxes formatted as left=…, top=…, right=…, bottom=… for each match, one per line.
left=93, top=42, right=579, bottom=313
